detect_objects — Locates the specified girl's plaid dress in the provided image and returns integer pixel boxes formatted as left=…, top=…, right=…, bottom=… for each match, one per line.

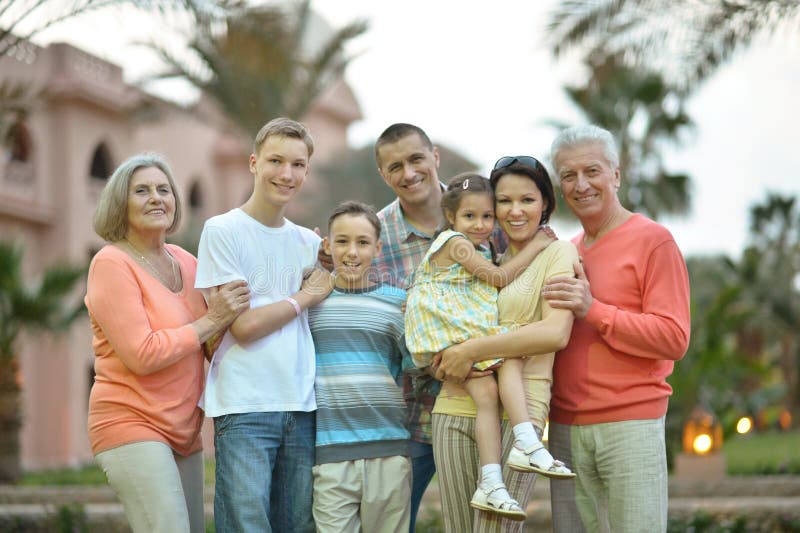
left=405, top=230, right=506, bottom=371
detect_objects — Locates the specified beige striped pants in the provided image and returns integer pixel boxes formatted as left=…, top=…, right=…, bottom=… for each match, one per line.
left=432, top=414, right=541, bottom=533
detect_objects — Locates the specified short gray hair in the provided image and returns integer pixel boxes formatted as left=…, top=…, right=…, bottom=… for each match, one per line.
left=92, top=152, right=182, bottom=242
left=550, top=125, right=620, bottom=174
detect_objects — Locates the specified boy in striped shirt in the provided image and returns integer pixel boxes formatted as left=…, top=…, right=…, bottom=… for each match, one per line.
left=309, top=201, right=411, bottom=532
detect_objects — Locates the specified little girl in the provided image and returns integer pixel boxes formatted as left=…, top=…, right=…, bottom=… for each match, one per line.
left=405, top=173, right=574, bottom=521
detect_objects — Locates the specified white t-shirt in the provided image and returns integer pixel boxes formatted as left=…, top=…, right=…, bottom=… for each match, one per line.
left=195, top=208, right=320, bottom=417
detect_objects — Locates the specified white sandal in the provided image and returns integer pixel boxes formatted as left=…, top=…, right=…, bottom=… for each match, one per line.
left=469, top=482, right=527, bottom=521
left=507, top=443, right=576, bottom=479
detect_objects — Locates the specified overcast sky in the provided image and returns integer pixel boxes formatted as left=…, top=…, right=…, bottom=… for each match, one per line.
left=27, top=0, right=800, bottom=259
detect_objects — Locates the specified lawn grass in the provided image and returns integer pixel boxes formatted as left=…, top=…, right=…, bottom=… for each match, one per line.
left=18, top=431, right=800, bottom=484
left=723, top=429, right=800, bottom=475
left=19, top=464, right=107, bottom=486
left=20, top=458, right=218, bottom=486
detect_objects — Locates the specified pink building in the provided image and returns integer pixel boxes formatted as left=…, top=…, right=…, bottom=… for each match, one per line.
left=0, top=37, right=361, bottom=470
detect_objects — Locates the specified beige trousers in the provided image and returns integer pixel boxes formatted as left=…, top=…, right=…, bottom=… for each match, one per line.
left=95, top=441, right=204, bottom=533
left=312, top=455, right=412, bottom=533
left=549, top=417, right=668, bottom=533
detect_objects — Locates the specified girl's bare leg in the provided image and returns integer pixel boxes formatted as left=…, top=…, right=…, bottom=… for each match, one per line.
left=496, top=358, right=528, bottom=427
left=464, top=374, right=522, bottom=513
left=498, top=361, right=554, bottom=464
left=463, top=376, right=502, bottom=467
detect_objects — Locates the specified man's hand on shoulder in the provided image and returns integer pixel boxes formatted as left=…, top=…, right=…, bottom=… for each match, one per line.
left=542, top=258, right=593, bottom=319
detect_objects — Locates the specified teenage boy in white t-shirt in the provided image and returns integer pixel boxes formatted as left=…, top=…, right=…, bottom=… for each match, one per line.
left=196, top=117, right=334, bottom=533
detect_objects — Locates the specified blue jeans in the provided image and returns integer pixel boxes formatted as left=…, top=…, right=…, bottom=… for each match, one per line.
left=409, top=440, right=436, bottom=533
left=213, top=411, right=315, bottom=533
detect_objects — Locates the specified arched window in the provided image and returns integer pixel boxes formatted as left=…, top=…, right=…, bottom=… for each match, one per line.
left=89, top=143, right=113, bottom=181
left=189, top=180, right=204, bottom=211
left=5, top=112, right=33, bottom=162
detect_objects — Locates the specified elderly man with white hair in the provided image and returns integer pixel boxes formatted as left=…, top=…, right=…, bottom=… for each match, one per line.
left=542, top=125, right=691, bottom=533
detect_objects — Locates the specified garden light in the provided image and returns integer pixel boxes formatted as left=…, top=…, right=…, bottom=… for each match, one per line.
left=736, top=416, right=753, bottom=435
left=674, top=405, right=727, bottom=481
left=692, top=433, right=713, bottom=455
left=682, top=405, right=723, bottom=455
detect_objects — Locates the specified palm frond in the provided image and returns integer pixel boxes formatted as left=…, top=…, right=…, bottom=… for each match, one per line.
left=288, top=18, right=368, bottom=118
left=548, top=0, right=800, bottom=89
left=0, top=242, right=23, bottom=292
left=0, top=242, right=86, bottom=361
left=0, top=1, right=225, bottom=57
left=140, top=1, right=368, bottom=135
left=549, top=53, right=693, bottom=219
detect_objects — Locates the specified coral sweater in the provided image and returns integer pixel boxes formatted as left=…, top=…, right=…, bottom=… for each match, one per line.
left=550, top=214, right=691, bottom=425
left=86, top=244, right=206, bottom=456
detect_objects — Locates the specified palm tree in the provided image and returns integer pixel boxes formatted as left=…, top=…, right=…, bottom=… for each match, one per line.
left=0, top=242, right=85, bottom=482
left=547, top=0, right=800, bottom=90
left=0, top=1, right=198, bottom=58
left=549, top=53, right=693, bottom=219
left=741, top=194, right=800, bottom=425
left=146, top=0, right=368, bottom=137
left=667, top=269, right=759, bottom=458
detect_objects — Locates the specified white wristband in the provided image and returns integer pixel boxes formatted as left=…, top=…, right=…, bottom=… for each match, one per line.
left=286, top=297, right=302, bottom=317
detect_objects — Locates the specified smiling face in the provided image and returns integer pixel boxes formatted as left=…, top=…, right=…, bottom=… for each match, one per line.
left=554, top=141, right=620, bottom=223
left=126, top=166, right=175, bottom=238
left=249, top=135, right=310, bottom=209
left=494, top=173, right=546, bottom=252
left=324, top=213, right=383, bottom=290
left=446, top=192, right=495, bottom=247
left=376, top=133, right=441, bottom=208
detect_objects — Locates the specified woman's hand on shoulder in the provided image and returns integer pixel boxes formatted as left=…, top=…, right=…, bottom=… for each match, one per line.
left=206, top=280, right=250, bottom=327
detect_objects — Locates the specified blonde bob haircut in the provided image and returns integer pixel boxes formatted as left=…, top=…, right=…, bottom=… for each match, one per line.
left=92, top=152, right=182, bottom=242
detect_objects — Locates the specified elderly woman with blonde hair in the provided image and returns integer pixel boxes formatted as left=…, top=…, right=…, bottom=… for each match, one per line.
left=86, top=152, right=249, bottom=533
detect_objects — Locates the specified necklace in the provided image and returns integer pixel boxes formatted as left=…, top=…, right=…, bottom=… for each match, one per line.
left=124, top=238, right=180, bottom=291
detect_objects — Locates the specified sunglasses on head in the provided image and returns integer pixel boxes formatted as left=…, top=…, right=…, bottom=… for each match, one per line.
left=493, top=156, right=542, bottom=171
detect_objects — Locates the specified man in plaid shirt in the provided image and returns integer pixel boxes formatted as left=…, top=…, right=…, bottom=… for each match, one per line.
left=372, top=123, right=444, bottom=532
left=371, top=123, right=505, bottom=531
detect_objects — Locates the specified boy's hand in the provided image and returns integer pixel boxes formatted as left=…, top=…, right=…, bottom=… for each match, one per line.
left=300, top=268, right=335, bottom=306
